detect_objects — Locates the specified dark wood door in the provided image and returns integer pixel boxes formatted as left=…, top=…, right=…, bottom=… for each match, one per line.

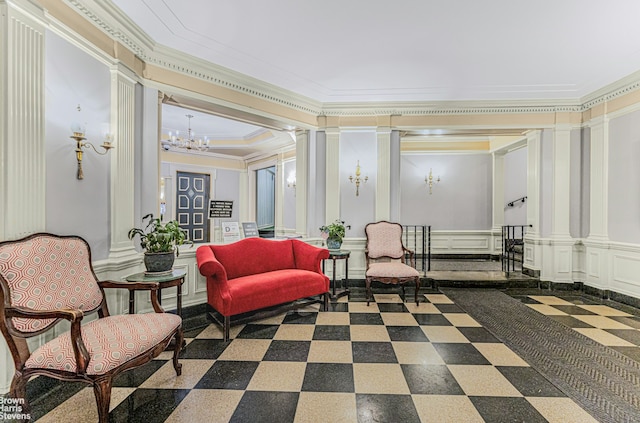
left=176, top=171, right=210, bottom=243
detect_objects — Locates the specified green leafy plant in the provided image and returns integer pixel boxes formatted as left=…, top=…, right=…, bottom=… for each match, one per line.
left=128, top=213, right=193, bottom=256
left=319, top=219, right=351, bottom=241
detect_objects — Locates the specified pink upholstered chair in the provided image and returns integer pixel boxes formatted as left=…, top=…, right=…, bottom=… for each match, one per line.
left=0, top=233, right=183, bottom=423
left=364, top=221, right=421, bottom=306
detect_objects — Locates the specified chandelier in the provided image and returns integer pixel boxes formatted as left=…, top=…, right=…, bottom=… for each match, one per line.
left=164, top=114, right=210, bottom=151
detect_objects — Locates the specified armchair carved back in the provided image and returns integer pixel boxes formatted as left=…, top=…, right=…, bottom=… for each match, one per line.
left=0, top=233, right=104, bottom=335
left=365, top=221, right=406, bottom=261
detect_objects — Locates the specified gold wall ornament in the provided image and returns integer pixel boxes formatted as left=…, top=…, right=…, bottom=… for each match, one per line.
left=70, top=105, right=114, bottom=180
left=349, top=160, right=368, bottom=196
left=425, top=168, right=440, bottom=194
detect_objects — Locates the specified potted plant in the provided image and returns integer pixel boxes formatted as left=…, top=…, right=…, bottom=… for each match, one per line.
left=319, top=219, right=351, bottom=250
left=128, top=213, right=193, bottom=273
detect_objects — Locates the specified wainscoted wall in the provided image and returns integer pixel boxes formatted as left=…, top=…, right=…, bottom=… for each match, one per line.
left=6, top=0, right=640, bottom=396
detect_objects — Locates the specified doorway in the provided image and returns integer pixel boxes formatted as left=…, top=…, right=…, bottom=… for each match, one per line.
left=256, top=166, right=275, bottom=238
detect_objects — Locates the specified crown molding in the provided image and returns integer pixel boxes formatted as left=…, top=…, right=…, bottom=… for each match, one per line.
left=57, top=1, right=640, bottom=120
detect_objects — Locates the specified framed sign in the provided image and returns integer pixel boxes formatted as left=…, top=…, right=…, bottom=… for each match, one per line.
left=209, top=200, right=233, bottom=218
left=221, top=221, right=241, bottom=243
left=242, top=222, right=259, bottom=238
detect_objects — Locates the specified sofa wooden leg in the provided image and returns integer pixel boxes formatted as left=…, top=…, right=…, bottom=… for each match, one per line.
left=223, top=315, right=230, bottom=342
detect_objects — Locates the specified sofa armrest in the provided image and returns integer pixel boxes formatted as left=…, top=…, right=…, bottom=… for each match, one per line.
left=291, top=240, right=330, bottom=273
left=196, top=246, right=228, bottom=280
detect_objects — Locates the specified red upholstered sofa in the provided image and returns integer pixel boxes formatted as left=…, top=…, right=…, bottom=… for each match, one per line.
left=196, top=237, right=330, bottom=340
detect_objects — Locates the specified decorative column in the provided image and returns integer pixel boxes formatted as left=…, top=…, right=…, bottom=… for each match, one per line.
left=491, top=151, right=506, bottom=254
left=375, top=127, right=392, bottom=221
left=275, top=153, right=285, bottom=236
left=550, top=124, right=574, bottom=284
left=295, top=130, right=309, bottom=236
left=584, top=113, right=610, bottom=291
left=389, top=130, right=402, bottom=222
left=325, top=128, right=341, bottom=224
left=524, top=130, right=542, bottom=274
left=0, top=0, right=46, bottom=394
left=108, top=64, right=138, bottom=260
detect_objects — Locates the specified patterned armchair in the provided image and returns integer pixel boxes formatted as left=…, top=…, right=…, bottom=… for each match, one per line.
left=364, top=221, right=421, bottom=306
left=0, top=233, right=183, bottom=423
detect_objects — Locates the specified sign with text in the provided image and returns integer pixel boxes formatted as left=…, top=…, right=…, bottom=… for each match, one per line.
left=209, top=200, right=233, bottom=218
left=221, top=221, right=241, bottom=243
left=242, top=222, right=259, bottom=238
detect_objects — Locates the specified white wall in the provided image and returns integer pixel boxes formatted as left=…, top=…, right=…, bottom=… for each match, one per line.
left=400, top=153, right=492, bottom=230
left=570, top=128, right=588, bottom=238
left=44, top=30, right=111, bottom=259
left=339, top=131, right=377, bottom=238
left=504, top=147, right=527, bottom=226
left=608, top=108, right=640, bottom=243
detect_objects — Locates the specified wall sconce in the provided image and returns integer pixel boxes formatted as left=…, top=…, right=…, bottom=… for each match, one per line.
left=287, top=171, right=296, bottom=190
left=349, top=160, right=368, bottom=196
left=425, top=168, right=440, bottom=194
left=70, top=105, right=114, bottom=180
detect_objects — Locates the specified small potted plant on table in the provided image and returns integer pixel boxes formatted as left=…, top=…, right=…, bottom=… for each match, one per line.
left=128, top=213, right=193, bottom=274
left=319, top=219, right=350, bottom=250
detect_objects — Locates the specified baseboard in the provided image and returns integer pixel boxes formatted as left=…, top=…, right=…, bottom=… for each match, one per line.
left=428, top=254, right=500, bottom=261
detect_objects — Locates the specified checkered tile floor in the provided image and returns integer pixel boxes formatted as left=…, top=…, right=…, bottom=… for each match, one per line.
left=29, top=290, right=640, bottom=422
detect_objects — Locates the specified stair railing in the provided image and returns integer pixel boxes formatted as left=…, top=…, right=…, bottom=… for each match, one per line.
left=402, top=225, right=431, bottom=272
left=501, top=225, right=531, bottom=276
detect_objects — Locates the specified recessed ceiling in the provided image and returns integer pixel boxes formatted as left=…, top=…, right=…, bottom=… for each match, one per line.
left=112, top=0, right=640, bottom=103
left=161, top=104, right=295, bottom=159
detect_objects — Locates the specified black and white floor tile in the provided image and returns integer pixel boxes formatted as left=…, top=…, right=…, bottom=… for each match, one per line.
left=22, top=289, right=640, bottom=422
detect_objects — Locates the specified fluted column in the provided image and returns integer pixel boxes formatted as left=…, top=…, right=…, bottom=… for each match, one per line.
left=108, top=65, right=138, bottom=259
left=491, top=151, right=506, bottom=254
left=275, top=153, right=285, bottom=235
left=295, top=130, right=309, bottom=236
left=524, top=130, right=542, bottom=273
left=0, top=0, right=46, bottom=394
left=545, top=124, right=574, bottom=284
left=584, top=114, right=610, bottom=290
left=376, top=128, right=391, bottom=221
left=325, top=128, right=341, bottom=223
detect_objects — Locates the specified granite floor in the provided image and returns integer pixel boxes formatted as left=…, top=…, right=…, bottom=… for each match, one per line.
left=20, top=287, right=640, bottom=423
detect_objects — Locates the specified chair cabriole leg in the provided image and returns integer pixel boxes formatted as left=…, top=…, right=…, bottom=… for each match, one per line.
left=9, top=374, right=29, bottom=421
left=173, top=329, right=183, bottom=376
left=93, top=377, right=113, bottom=423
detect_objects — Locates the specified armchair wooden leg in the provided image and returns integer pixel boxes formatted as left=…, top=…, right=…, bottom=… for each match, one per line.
left=93, top=377, right=113, bottom=423
left=9, top=373, right=29, bottom=418
left=415, top=278, right=420, bottom=306
left=173, top=329, right=183, bottom=376
left=366, top=278, right=372, bottom=306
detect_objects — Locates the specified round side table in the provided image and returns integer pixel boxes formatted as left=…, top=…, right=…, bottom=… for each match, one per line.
left=124, top=269, right=186, bottom=317
left=323, top=250, right=350, bottom=299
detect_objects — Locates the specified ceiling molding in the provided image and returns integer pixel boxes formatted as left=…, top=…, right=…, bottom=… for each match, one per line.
left=63, top=0, right=640, bottom=121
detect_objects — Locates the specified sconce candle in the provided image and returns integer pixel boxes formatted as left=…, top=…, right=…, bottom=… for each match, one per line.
left=70, top=105, right=114, bottom=180
left=349, top=160, right=368, bottom=196
left=425, top=168, right=441, bottom=194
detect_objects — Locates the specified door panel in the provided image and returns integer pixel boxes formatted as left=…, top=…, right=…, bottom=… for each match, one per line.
left=176, top=171, right=210, bottom=243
